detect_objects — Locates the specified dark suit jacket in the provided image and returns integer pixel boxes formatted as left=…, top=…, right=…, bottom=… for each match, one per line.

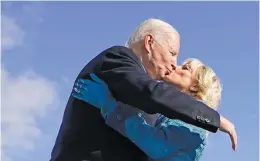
left=50, top=46, right=220, bottom=161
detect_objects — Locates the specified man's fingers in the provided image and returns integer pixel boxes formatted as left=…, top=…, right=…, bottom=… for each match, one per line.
left=219, top=116, right=238, bottom=151
left=230, top=129, right=237, bottom=151
left=228, top=126, right=237, bottom=151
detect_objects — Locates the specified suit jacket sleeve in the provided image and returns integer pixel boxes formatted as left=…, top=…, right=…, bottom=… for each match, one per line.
left=104, top=102, right=206, bottom=160
left=96, top=46, right=220, bottom=132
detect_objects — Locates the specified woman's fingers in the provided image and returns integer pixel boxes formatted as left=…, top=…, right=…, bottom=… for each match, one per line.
left=75, top=81, right=90, bottom=91
left=72, top=92, right=84, bottom=100
left=90, top=74, right=106, bottom=85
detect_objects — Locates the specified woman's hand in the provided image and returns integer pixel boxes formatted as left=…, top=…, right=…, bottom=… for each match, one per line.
left=72, top=74, right=116, bottom=119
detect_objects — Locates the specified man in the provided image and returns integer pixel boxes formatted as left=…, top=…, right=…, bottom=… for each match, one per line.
left=50, top=19, right=236, bottom=161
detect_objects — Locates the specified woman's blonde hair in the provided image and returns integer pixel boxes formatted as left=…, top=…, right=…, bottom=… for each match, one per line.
left=183, top=58, right=222, bottom=110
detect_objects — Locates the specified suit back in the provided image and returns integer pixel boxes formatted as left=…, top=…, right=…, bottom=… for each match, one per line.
left=50, top=46, right=155, bottom=161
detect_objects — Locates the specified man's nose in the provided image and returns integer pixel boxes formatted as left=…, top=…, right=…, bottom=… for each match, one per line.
left=171, top=64, right=176, bottom=70
left=172, top=57, right=177, bottom=67
left=166, top=64, right=176, bottom=73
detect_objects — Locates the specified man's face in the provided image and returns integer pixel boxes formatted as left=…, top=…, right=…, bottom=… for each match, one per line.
left=143, top=34, right=180, bottom=79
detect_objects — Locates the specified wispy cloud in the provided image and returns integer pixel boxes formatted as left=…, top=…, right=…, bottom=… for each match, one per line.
left=22, top=3, right=44, bottom=24
left=1, top=68, right=59, bottom=150
left=1, top=15, right=25, bottom=51
left=1, top=5, right=60, bottom=161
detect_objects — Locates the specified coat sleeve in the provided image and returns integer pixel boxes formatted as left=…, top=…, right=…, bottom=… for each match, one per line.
left=96, top=46, right=220, bottom=132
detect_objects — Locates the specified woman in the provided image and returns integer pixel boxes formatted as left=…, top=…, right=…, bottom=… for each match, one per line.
left=72, top=58, right=222, bottom=161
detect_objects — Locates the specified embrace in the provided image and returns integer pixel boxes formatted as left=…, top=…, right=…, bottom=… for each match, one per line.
left=50, top=19, right=237, bottom=161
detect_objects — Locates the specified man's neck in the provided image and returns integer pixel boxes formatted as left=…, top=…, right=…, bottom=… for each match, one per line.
left=129, top=45, right=142, bottom=60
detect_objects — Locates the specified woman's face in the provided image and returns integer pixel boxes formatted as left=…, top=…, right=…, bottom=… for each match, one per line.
left=163, top=61, right=202, bottom=92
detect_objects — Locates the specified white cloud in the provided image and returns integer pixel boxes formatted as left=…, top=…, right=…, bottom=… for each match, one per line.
left=1, top=15, right=25, bottom=51
left=1, top=68, right=59, bottom=150
left=1, top=12, right=60, bottom=161
left=61, top=76, right=70, bottom=84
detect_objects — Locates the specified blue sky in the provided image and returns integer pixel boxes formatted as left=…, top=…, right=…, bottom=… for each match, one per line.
left=1, top=2, right=259, bottom=161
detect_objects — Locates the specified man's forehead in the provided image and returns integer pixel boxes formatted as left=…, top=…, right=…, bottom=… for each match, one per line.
left=169, top=37, right=180, bottom=54
left=170, top=46, right=179, bottom=55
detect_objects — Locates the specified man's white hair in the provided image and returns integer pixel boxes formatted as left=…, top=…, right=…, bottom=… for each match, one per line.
left=125, top=18, right=180, bottom=48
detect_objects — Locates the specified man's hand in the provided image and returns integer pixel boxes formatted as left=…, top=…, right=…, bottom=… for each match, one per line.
left=219, top=116, right=237, bottom=151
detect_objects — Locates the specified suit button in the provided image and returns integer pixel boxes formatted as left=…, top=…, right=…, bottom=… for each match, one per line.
left=196, top=116, right=201, bottom=120
left=205, top=118, right=210, bottom=123
left=116, top=115, right=123, bottom=120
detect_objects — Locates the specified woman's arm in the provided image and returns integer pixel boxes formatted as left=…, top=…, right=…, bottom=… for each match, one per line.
left=105, top=102, right=206, bottom=160
left=72, top=75, right=205, bottom=159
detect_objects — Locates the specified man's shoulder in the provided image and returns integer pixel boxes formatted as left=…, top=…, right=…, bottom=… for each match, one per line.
left=101, top=45, right=139, bottom=61
left=106, top=45, right=130, bottom=51
left=100, top=45, right=130, bottom=55
left=98, top=45, right=144, bottom=72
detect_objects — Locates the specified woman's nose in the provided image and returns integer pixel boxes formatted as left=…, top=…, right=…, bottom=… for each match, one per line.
left=175, top=66, right=182, bottom=73
left=176, top=66, right=182, bottom=70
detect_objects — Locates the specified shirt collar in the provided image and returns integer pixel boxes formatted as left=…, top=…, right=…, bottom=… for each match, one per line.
left=141, top=64, right=147, bottom=73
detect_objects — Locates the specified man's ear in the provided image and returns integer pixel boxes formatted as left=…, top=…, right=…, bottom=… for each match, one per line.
left=144, top=34, right=154, bottom=54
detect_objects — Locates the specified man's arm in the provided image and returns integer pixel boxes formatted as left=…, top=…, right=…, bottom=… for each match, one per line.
left=103, top=102, right=206, bottom=159
left=96, top=46, right=220, bottom=132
